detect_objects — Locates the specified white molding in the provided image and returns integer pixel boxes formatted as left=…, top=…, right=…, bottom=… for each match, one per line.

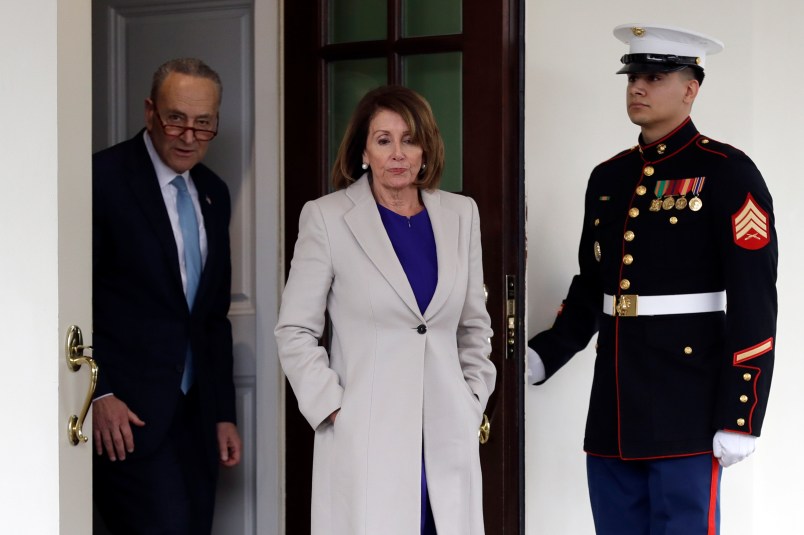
left=213, top=377, right=257, bottom=534
left=105, top=1, right=256, bottom=316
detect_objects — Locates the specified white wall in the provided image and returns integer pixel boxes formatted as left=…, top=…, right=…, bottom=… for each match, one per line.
left=0, top=0, right=94, bottom=531
left=254, top=0, right=284, bottom=532
left=0, top=2, right=61, bottom=530
left=525, top=1, right=804, bottom=533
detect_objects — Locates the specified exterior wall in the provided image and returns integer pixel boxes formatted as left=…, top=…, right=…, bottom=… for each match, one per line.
left=525, top=1, right=804, bottom=533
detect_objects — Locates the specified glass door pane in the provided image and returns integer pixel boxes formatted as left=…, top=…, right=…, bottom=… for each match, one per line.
left=404, top=52, right=462, bottom=192
left=329, top=0, right=387, bottom=43
left=403, top=0, right=461, bottom=37
left=328, top=58, right=388, bottom=177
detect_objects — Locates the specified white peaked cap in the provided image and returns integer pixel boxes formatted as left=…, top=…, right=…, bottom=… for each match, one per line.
left=613, top=23, right=724, bottom=72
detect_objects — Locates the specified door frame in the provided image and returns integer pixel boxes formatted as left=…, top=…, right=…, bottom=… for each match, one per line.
left=281, top=1, right=526, bottom=532
left=0, top=0, right=94, bottom=532
left=90, top=0, right=283, bottom=533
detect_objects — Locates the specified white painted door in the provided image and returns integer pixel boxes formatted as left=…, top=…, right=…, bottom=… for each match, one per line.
left=92, top=0, right=282, bottom=533
left=0, top=1, right=94, bottom=533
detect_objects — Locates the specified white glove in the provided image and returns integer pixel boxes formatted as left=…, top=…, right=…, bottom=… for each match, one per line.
left=713, top=430, right=757, bottom=467
left=526, top=347, right=547, bottom=384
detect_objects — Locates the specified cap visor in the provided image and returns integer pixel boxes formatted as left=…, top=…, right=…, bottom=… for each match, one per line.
left=616, top=62, right=688, bottom=74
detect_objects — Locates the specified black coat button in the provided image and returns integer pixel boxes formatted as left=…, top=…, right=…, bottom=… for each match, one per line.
left=416, top=324, right=427, bottom=334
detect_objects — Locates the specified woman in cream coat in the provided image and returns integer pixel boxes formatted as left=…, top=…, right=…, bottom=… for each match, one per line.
left=275, top=86, right=496, bottom=535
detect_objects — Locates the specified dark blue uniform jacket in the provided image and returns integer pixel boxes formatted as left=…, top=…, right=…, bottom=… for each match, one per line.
left=529, top=117, right=777, bottom=459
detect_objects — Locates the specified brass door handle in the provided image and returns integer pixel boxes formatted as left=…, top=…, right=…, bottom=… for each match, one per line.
left=65, top=325, right=97, bottom=446
left=478, top=413, right=490, bottom=444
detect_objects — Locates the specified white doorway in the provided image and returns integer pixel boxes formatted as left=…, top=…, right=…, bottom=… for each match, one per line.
left=91, top=0, right=282, bottom=533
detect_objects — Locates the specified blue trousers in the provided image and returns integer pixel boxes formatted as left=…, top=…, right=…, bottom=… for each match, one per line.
left=587, top=453, right=722, bottom=535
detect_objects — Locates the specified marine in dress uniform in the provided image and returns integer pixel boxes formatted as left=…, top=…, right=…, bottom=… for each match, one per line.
left=527, top=24, right=777, bottom=535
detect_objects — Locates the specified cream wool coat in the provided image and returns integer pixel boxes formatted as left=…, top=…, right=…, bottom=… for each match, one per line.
left=275, top=176, right=496, bottom=535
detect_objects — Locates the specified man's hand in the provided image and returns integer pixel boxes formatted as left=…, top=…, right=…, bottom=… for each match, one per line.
left=713, top=429, right=757, bottom=467
left=217, top=422, right=242, bottom=468
left=92, top=395, right=145, bottom=461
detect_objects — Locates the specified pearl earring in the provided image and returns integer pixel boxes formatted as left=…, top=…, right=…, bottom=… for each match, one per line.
left=361, top=163, right=368, bottom=170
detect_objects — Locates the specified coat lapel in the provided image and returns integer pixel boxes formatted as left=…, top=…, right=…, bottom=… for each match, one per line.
left=421, top=189, right=458, bottom=320
left=123, top=135, right=184, bottom=293
left=343, top=177, right=423, bottom=320
left=193, top=171, right=218, bottom=310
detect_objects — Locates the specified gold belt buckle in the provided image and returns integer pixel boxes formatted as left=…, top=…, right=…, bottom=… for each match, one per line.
left=614, top=294, right=638, bottom=317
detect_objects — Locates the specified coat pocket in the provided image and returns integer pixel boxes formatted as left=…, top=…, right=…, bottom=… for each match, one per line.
left=642, top=312, right=726, bottom=442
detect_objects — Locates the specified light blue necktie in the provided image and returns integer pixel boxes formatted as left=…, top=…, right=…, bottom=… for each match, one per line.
left=171, top=176, right=201, bottom=393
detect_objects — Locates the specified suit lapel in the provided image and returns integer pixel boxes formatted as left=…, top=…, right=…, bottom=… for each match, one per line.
left=421, top=189, right=458, bottom=319
left=343, top=177, right=423, bottom=320
left=193, top=170, right=220, bottom=309
left=123, top=135, right=184, bottom=293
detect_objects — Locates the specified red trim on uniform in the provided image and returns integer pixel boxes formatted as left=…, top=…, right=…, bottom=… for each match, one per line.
left=614, top=449, right=714, bottom=462
left=646, top=134, right=700, bottom=166
left=697, top=137, right=747, bottom=159
left=615, top=166, right=635, bottom=456
left=707, top=456, right=720, bottom=535
left=727, top=338, right=772, bottom=434
left=615, top=316, right=623, bottom=457
left=696, top=140, right=728, bottom=158
left=651, top=140, right=697, bottom=166
left=612, top=116, right=711, bottom=460
left=733, top=337, right=774, bottom=364
left=585, top=449, right=718, bottom=461
left=605, top=117, right=695, bottom=165
left=643, top=116, right=691, bottom=150
left=603, top=146, right=638, bottom=163
left=732, top=193, right=770, bottom=250
left=732, top=365, right=761, bottom=435
left=584, top=451, right=622, bottom=459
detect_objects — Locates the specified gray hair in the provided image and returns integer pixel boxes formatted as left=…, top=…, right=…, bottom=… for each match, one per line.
left=150, top=58, right=223, bottom=103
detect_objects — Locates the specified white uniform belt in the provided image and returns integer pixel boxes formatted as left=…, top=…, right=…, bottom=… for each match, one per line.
left=603, top=291, right=726, bottom=317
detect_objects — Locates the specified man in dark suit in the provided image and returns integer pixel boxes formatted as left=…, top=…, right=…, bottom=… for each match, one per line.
left=92, top=57, right=241, bottom=535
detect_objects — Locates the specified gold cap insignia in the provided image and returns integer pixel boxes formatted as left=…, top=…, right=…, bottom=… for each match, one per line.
left=632, top=27, right=646, bottom=37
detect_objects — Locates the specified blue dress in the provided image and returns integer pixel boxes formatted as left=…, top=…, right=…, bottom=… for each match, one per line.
left=377, top=203, right=438, bottom=535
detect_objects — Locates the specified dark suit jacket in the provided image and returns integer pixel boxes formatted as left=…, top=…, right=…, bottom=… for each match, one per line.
left=92, top=130, right=236, bottom=470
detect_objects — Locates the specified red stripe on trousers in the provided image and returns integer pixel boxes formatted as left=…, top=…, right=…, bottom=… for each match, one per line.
left=708, top=456, right=720, bottom=535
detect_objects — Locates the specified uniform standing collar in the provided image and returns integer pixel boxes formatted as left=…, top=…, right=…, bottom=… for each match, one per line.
left=637, top=117, right=700, bottom=162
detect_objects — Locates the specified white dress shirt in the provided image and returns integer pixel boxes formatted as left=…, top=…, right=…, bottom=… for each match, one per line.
left=143, top=131, right=209, bottom=294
